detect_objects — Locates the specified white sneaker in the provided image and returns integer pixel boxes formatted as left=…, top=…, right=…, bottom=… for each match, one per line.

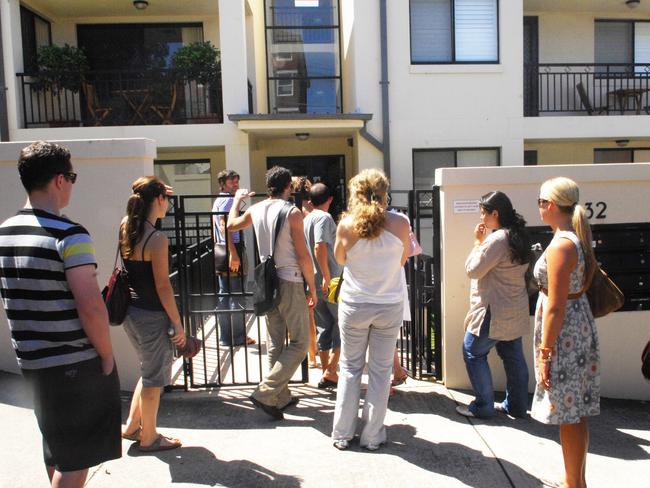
left=455, top=405, right=476, bottom=418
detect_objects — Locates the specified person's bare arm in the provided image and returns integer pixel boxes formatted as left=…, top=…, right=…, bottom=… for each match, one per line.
left=66, top=265, right=114, bottom=374
left=539, top=238, right=577, bottom=389
left=149, top=233, right=186, bottom=347
left=314, top=242, right=331, bottom=293
left=289, top=208, right=317, bottom=307
left=227, top=189, right=255, bottom=232
left=385, top=212, right=410, bottom=266
left=334, top=216, right=353, bottom=265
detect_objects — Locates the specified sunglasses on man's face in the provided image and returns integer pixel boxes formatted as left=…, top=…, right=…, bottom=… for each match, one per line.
left=60, top=172, right=77, bottom=184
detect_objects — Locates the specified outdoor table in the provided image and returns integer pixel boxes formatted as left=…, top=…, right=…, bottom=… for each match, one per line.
left=112, top=88, right=152, bottom=125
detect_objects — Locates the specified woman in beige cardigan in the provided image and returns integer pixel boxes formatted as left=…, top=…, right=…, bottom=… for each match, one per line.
left=456, top=191, right=532, bottom=419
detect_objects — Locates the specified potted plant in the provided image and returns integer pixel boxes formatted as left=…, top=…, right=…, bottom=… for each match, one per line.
left=34, top=44, right=89, bottom=127
left=171, top=41, right=222, bottom=123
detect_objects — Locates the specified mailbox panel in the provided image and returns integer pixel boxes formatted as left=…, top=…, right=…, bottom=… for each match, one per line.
left=527, top=222, right=650, bottom=312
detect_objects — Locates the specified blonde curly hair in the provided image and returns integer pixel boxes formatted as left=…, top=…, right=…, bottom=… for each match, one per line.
left=347, top=169, right=389, bottom=239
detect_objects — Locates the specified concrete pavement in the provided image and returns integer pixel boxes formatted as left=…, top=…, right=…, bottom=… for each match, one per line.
left=0, top=371, right=648, bottom=487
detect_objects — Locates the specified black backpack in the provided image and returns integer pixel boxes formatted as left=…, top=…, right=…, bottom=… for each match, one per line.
left=253, top=203, right=292, bottom=316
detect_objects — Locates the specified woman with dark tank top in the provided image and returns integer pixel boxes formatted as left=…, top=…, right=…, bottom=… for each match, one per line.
left=120, top=176, right=186, bottom=452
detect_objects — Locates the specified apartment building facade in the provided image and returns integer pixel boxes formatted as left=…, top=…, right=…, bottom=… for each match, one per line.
left=1, top=0, right=649, bottom=202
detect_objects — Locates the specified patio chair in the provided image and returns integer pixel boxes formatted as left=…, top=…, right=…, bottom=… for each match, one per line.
left=150, top=83, right=177, bottom=124
left=81, top=82, right=112, bottom=126
left=576, top=82, right=607, bottom=115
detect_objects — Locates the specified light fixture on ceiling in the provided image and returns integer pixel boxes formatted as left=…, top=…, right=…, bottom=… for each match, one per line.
left=616, top=139, right=630, bottom=147
left=295, top=132, right=310, bottom=141
left=133, top=0, right=149, bottom=10
left=626, top=0, right=640, bottom=9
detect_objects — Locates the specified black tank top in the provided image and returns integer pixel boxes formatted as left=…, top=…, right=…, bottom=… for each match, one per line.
left=124, top=230, right=164, bottom=311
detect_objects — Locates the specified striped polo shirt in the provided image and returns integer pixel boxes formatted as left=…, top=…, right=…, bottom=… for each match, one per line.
left=0, top=208, right=98, bottom=369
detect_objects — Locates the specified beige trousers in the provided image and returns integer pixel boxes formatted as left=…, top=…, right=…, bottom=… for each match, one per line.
left=252, top=279, right=309, bottom=407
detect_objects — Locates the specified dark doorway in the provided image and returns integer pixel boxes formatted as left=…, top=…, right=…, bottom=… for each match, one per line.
left=267, top=155, right=346, bottom=218
left=524, top=16, right=539, bottom=117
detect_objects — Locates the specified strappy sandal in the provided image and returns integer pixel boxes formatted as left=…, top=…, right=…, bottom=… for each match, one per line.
left=121, top=427, right=141, bottom=441
left=137, top=434, right=182, bottom=453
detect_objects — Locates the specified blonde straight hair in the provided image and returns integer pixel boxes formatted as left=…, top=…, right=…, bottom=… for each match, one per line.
left=540, top=176, right=596, bottom=274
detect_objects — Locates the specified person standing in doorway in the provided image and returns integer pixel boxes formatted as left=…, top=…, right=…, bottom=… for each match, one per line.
left=212, top=169, right=255, bottom=347
left=304, top=183, right=342, bottom=389
left=227, top=166, right=317, bottom=420
left=0, top=141, right=121, bottom=487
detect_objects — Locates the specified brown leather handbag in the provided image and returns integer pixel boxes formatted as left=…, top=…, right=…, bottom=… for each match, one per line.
left=585, top=266, right=624, bottom=319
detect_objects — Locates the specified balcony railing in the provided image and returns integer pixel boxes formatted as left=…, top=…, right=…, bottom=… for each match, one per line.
left=524, top=63, right=650, bottom=116
left=16, top=69, right=224, bottom=128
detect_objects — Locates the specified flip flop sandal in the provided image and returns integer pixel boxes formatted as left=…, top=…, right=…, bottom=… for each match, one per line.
left=137, top=434, right=182, bottom=453
left=121, top=427, right=141, bottom=441
left=246, top=336, right=257, bottom=345
left=391, top=375, right=408, bottom=387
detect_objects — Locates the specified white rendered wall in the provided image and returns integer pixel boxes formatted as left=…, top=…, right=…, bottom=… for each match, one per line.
left=384, top=0, right=525, bottom=191
left=0, top=138, right=155, bottom=391
left=437, top=163, right=650, bottom=400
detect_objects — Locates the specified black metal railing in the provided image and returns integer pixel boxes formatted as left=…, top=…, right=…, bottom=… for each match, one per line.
left=17, top=69, right=224, bottom=128
left=525, top=63, right=650, bottom=116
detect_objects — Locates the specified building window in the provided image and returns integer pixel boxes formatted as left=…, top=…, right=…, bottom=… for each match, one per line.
left=410, top=0, right=499, bottom=64
left=265, top=0, right=342, bottom=114
left=524, top=150, right=538, bottom=166
left=20, top=6, right=51, bottom=74
left=276, top=70, right=296, bottom=97
left=413, top=148, right=500, bottom=193
left=594, top=148, right=650, bottom=163
left=595, top=20, right=650, bottom=74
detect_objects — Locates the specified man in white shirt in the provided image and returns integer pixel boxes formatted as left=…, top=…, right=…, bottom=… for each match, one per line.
left=227, top=166, right=317, bottom=420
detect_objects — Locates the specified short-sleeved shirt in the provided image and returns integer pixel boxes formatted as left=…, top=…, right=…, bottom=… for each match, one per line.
left=0, top=208, right=99, bottom=369
left=212, top=193, right=241, bottom=245
left=303, top=209, right=342, bottom=285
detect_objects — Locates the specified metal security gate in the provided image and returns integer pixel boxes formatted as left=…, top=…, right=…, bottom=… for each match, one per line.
left=392, top=188, right=443, bottom=380
left=164, top=194, right=309, bottom=390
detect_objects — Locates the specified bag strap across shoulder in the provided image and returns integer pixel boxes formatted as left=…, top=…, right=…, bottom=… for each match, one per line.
left=271, top=202, right=292, bottom=256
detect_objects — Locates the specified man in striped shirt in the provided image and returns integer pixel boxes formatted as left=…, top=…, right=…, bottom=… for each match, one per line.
left=0, top=141, right=121, bottom=487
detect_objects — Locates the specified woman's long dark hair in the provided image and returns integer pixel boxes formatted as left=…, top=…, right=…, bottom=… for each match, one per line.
left=120, top=176, right=167, bottom=259
left=480, top=191, right=531, bottom=265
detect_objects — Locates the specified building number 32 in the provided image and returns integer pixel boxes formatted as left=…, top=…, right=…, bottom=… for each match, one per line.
left=585, top=201, right=607, bottom=220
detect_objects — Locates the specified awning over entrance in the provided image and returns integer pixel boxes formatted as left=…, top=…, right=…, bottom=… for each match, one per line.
left=227, top=113, right=373, bottom=138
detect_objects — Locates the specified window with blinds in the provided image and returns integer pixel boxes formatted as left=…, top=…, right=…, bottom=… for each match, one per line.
left=413, top=147, right=499, bottom=191
left=410, top=0, right=498, bottom=64
left=595, top=20, right=650, bottom=74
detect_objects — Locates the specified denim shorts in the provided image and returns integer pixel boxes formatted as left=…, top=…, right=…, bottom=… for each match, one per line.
left=123, top=306, right=173, bottom=388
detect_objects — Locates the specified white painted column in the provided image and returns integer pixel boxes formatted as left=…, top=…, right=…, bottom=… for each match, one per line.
left=218, top=0, right=249, bottom=116
left=224, top=139, right=251, bottom=189
left=1, top=0, right=25, bottom=134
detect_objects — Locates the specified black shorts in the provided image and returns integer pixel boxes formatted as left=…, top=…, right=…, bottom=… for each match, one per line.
left=22, top=356, right=122, bottom=472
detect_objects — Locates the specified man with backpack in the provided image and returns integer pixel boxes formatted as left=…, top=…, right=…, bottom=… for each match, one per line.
left=227, top=166, right=317, bottom=419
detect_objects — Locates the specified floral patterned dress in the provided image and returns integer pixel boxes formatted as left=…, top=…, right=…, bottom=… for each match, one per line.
left=531, top=231, right=600, bottom=425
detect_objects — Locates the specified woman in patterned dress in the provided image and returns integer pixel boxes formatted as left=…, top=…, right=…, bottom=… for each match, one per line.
left=532, top=177, right=600, bottom=488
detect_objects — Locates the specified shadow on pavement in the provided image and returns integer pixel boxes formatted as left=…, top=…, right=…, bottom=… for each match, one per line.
left=125, top=444, right=302, bottom=487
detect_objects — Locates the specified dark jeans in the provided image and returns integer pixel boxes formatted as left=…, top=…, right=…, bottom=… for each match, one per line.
left=217, top=271, right=248, bottom=346
left=462, top=309, right=529, bottom=418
